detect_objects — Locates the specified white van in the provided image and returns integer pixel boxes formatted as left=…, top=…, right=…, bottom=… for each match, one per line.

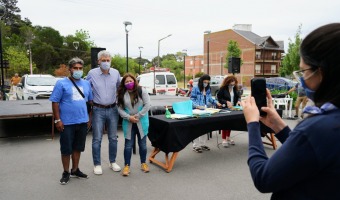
left=137, top=72, right=178, bottom=95
left=16, top=74, right=57, bottom=100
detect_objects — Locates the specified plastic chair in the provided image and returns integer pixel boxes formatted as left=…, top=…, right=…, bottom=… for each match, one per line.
left=272, top=95, right=290, bottom=117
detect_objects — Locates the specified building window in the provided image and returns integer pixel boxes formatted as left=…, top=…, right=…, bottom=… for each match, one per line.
left=201, top=60, right=204, bottom=65
left=272, top=52, right=277, bottom=60
left=256, top=52, right=261, bottom=59
left=190, top=60, right=193, bottom=65
left=255, top=65, right=261, bottom=73
left=271, top=65, right=276, bottom=73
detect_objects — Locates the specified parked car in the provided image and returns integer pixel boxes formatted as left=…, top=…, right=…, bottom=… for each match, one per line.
left=266, top=77, right=297, bottom=91
left=137, top=72, right=178, bottom=95
left=16, top=74, right=57, bottom=100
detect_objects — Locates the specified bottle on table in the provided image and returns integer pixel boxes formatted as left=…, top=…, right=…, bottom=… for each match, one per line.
left=165, top=106, right=171, bottom=119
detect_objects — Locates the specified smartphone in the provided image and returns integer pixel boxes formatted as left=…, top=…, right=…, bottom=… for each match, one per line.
left=251, top=78, right=267, bottom=116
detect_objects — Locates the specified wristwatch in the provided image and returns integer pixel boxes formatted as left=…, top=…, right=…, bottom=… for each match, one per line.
left=54, top=119, right=61, bottom=124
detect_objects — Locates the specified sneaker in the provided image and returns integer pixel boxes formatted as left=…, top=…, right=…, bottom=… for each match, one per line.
left=294, top=115, right=298, bottom=118
left=122, top=165, right=130, bottom=176
left=71, top=168, right=89, bottom=179
left=93, top=165, right=103, bottom=175
left=201, top=145, right=210, bottom=151
left=222, top=140, right=229, bottom=148
left=141, top=163, right=150, bottom=173
left=227, top=139, right=235, bottom=145
left=60, top=171, right=70, bottom=185
left=193, top=147, right=202, bottom=153
left=109, top=162, right=121, bottom=172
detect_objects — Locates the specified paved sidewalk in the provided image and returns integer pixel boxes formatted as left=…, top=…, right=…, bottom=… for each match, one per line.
left=0, top=119, right=299, bottom=200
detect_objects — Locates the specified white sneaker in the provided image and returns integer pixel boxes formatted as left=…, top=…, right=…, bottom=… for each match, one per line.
left=109, top=162, right=121, bottom=172
left=93, top=165, right=103, bottom=175
left=222, top=140, right=229, bottom=148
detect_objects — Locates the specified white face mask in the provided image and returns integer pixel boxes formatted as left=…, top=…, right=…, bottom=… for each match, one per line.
left=100, top=61, right=111, bottom=70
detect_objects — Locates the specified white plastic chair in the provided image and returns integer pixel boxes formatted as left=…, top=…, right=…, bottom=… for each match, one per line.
left=272, top=95, right=291, bottom=117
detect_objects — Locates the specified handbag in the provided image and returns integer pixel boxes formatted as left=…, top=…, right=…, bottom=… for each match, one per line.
left=69, top=77, right=92, bottom=113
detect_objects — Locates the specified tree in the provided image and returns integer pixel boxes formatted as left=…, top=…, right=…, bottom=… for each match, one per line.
left=225, top=40, right=242, bottom=69
left=4, top=46, right=35, bottom=76
left=280, top=24, right=302, bottom=77
left=0, top=0, right=21, bottom=25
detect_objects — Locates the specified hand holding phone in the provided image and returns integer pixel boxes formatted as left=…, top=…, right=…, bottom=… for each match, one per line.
left=251, top=78, right=267, bottom=116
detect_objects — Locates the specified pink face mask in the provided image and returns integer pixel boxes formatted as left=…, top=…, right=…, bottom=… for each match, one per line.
left=125, top=82, right=135, bottom=90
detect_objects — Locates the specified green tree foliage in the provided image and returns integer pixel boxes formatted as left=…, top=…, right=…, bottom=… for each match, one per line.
left=4, top=46, right=35, bottom=76
left=0, top=0, right=21, bottom=25
left=225, top=40, right=242, bottom=69
left=280, top=24, right=302, bottom=77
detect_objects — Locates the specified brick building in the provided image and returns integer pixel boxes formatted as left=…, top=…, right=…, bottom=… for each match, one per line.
left=185, top=25, right=284, bottom=86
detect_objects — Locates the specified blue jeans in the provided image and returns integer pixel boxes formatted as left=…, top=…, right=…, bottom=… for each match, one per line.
left=92, top=106, right=119, bottom=166
left=124, top=123, right=147, bottom=166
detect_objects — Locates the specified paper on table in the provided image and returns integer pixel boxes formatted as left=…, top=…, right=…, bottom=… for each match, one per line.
left=170, top=114, right=192, bottom=119
left=205, top=108, right=221, bottom=114
left=172, top=100, right=193, bottom=116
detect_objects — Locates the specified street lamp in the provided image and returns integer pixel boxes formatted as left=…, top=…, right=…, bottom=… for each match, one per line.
left=138, top=46, right=143, bottom=74
left=73, top=41, right=79, bottom=50
left=25, top=31, right=35, bottom=75
left=220, top=51, right=223, bottom=75
left=123, top=21, right=132, bottom=73
left=0, top=4, right=6, bottom=100
left=182, top=49, right=187, bottom=88
left=154, top=34, right=172, bottom=94
left=204, top=30, right=211, bottom=75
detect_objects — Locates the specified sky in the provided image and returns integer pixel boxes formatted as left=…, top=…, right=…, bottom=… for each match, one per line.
left=17, top=0, right=340, bottom=60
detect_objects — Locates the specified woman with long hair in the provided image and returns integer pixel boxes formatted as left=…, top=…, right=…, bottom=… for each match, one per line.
left=190, top=74, right=221, bottom=153
left=242, top=23, right=340, bottom=199
left=217, top=75, right=241, bottom=147
left=117, top=73, right=151, bottom=176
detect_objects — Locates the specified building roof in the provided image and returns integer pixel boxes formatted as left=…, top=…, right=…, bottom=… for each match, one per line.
left=233, top=29, right=284, bottom=51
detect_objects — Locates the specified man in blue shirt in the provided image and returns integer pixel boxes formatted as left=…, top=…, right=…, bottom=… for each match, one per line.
left=86, top=50, right=121, bottom=175
left=50, top=57, right=93, bottom=185
left=286, top=82, right=308, bottom=118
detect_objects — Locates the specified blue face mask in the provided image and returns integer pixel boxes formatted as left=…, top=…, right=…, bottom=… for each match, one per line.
left=299, top=76, right=315, bottom=100
left=203, top=83, right=208, bottom=88
left=72, top=70, right=83, bottom=79
left=100, top=61, right=111, bottom=70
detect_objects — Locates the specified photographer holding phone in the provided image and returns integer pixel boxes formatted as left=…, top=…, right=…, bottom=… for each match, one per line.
left=241, top=23, right=340, bottom=199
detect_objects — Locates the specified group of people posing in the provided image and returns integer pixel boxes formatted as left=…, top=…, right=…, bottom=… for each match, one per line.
left=50, top=50, right=151, bottom=185
left=50, top=23, right=340, bottom=199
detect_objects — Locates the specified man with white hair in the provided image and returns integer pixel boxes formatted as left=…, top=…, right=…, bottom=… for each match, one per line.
left=86, top=50, right=121, bottom=175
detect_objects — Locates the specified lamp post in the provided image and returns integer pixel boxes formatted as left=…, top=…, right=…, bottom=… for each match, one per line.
left=123, top=21, right=132, bottom=73
left=182, top=49, right=187, bottom=88
left=0, top=4, right=6, bottom=100
left=154, top=34, right=172, bottom=94
left=138, top=46, right=143, bottom=74
left=220, top=52, right=223, bottom=75
left=204, top=30, right=211, bottom=75
left=25, top=31, right=35, bottom=75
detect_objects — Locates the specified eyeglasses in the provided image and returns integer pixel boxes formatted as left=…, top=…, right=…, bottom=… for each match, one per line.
left=293, top=68, right=313, bottom=78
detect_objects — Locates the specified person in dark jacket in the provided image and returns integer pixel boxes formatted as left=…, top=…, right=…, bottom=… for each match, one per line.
left=217, top=75, right=241, bottom=147
left=241, top=23, right=340, bottom=199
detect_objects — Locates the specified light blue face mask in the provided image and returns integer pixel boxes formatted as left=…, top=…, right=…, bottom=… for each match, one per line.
left=100, top=62, right=111, bottom=70
left=72, top=70, right=83, bottom=79
left=299, top=76, right=315, bottom=101
left=228, top=85, right=234, bottom=90
left=203, top=83, right=208, bottom=88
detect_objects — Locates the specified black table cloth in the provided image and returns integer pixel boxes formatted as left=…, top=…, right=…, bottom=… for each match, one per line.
left=148, top=111, right=248, bottom=153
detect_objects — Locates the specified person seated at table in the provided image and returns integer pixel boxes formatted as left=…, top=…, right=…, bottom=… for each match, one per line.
left=190, top=74, right=221, bottom=153
left=217, top=75, right=241, bottom=147
left=117, top=73, right=151, bottom=176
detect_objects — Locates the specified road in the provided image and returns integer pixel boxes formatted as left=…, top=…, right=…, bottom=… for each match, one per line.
left=0, top=117, right=299, bottom=200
